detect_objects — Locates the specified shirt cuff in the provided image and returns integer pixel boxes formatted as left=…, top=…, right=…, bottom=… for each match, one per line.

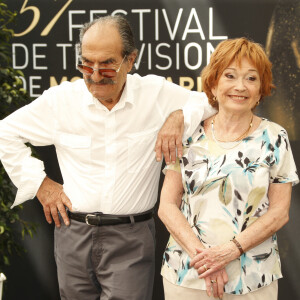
left=11, top=157, right=46, bottom=208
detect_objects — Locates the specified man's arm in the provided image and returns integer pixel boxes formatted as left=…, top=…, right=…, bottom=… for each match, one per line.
left=155, top=91, right=216, bottom=164
left=155, top=110, right=184, bottom=165
left=0, top=93, right=71, bottom=226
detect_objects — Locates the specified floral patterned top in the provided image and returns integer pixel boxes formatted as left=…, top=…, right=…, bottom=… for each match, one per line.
left=161, top=119, right=299, bottom=295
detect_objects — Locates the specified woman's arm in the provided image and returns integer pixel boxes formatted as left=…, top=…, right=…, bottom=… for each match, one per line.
left=191, top=182, right=292, bottom=278
left=158, top=169, right=205, bottom=257
left=159, top=169, right=228, bottom=298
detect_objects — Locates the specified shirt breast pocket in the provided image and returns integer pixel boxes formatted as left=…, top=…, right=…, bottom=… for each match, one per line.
left=127, top=127, right=159, bottom=173
left=56, top=131, right=92, bottom=164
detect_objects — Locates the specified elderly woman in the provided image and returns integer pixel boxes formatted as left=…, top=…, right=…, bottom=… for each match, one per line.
left=158, top=38, right=299, bottom=300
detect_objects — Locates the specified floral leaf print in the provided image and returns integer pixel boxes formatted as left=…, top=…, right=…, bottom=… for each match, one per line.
left=242, top=187, right=266, bottom=230
left=181, top=195, right=192, bottom=218
left=197, top=133, right=205, bottom=142
left=222, top=207, right=239, bottom=231
left=275, top=134, right=281, bottom=149
left=234, top=190, right=243, bottom=201
left=190, top=179, right=195, bottom=191
left=253, top=202, right=269, bottom=218
left=253, top=249, right=272, bottom=261
left=235, top=155, right=244, bottom=168
left=258, top=274, right=267, bottom=288
left=165, top=252, right=170, bottom=263
left=263, top=154, right=274, bottom=167
left=177, top=258, right=191, bottom=285
left=247, top=187, right=266, bottom=214
left=218, top=175, right=232, bottom=206
left=244, top=157, right=250, bottom=165
left=193, top=221, right=205, bottom=239
left=268, top=143, right=275, bottom=152
left=185, top=170, right=193, bottom=178
left=233, top=152, right=262, bottom=185
left=220, top=155, right=227, bottom=168
left=281, top=131, right=289, bottom=151
left=182, top=157, right=189, bottom=167
left=233, top=278, right=244, bottom=295
left=183, top=136, right=193, bottom=147
left=243, top=161, right=261, bottom=185
left=273, top=131, right=290, bottom=164
left=241, top=218, right=249, bottom=232
left=271, top=174, right=294, bottom=183
left=193, top=214, right=198, bottom=227
left=195, top=176, right=227, bottom=196
left=261, top=129, right=281, bottom=164
left=175, top=250, right=183, bottom=256
left=241, top=253, right=252, bottom=276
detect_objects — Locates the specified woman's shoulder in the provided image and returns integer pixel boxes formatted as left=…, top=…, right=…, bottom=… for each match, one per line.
left=260, top=118, right=289, bottom=137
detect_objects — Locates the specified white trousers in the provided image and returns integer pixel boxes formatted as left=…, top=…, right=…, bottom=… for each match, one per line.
left=163, top=277, right=278, bottom=300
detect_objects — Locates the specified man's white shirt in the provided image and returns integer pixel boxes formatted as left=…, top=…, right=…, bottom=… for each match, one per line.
left=0, top=74, right=215, bottom=214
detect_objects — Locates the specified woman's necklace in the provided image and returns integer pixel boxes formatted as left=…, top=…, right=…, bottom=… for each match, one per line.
left=211, top=114, right=253, bottom=150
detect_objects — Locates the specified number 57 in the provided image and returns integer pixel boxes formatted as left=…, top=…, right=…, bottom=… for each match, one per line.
left=14, top=0, right=73, bottom=37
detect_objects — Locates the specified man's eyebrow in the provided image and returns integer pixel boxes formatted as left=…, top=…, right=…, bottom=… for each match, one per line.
left=81, top=56, right=116, bottom=64
left=81, top=56, right=92, bottom=63
left=101, top=58, right=116, bottom=64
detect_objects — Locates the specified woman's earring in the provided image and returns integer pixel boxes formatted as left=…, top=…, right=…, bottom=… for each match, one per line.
left=213, top=96, right=217, bottom=102
left=256, top=100, right=260, bottom=106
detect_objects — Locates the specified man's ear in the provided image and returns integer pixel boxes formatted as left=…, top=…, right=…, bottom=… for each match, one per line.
left=126, top=50, right=138, bottom=73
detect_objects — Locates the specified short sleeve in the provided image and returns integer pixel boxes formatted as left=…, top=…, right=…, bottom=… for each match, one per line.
left=269, top=129, right=299, bottom=186
left=162, top=158, right=181, bottom=175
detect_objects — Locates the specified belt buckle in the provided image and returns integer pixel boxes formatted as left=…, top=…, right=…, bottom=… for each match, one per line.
left=85, top=213, right=98, bottom=226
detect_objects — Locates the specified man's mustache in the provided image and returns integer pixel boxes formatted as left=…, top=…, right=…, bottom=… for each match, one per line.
left=85, top=78, right=115, bottom=85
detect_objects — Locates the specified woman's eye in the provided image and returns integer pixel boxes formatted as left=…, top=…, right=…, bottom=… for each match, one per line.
left=225, top=73, right=234, bottom=79
left=248, top=76, right=257, bottom=81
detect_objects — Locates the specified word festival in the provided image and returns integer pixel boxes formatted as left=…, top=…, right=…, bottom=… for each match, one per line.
left=11, top=1, right=228, bottom=97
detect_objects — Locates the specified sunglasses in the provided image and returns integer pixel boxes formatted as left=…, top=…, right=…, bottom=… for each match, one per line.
left=77, top=55, right=127, bottom=78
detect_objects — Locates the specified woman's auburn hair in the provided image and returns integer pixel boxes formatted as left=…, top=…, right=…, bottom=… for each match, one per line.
left=201, top=37, right=275, bottom=109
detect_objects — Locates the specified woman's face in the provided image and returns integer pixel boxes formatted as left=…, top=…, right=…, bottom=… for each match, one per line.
left=212, top=57, right=261, bottom=114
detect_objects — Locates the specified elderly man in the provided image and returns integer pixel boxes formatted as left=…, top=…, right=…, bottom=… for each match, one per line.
left=0, top=15, right=214, bottom=300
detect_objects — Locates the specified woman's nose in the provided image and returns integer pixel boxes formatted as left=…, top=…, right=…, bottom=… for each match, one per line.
left=234, top=78, right=246, bottom=91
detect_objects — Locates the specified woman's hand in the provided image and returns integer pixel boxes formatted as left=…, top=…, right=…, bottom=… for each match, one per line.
left=190, top=243, right=239, bottom=279
left=203, top=268, right=228, bottom=299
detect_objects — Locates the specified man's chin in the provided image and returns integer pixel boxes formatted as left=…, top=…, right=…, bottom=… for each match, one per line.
left=90, top=85, right=110, bottom=94
left=91, top=90, right=111, bottom=101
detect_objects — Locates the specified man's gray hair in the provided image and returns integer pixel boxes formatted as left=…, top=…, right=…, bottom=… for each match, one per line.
left=78, top=15, right=137, bottom=59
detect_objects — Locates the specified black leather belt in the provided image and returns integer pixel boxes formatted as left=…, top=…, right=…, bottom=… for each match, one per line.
left=68, top=209, right=154, bottom=226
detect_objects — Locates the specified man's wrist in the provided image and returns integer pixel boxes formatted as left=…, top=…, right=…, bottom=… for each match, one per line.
left=169, top=109, right=183, bottom=118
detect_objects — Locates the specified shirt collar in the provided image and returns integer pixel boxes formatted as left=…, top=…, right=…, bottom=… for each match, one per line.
left=83, top=75, right=136, bottom=110
left=119, top=74, right=135, bottom=107
left=81, top=80, right=95, bottom=106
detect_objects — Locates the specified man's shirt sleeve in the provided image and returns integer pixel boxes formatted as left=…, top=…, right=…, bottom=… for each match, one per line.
left=182, top=91, right=216, bottom=140
left=154, top=76, right=216, bottom=140
left=0, top=92, right=55, bottom=207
